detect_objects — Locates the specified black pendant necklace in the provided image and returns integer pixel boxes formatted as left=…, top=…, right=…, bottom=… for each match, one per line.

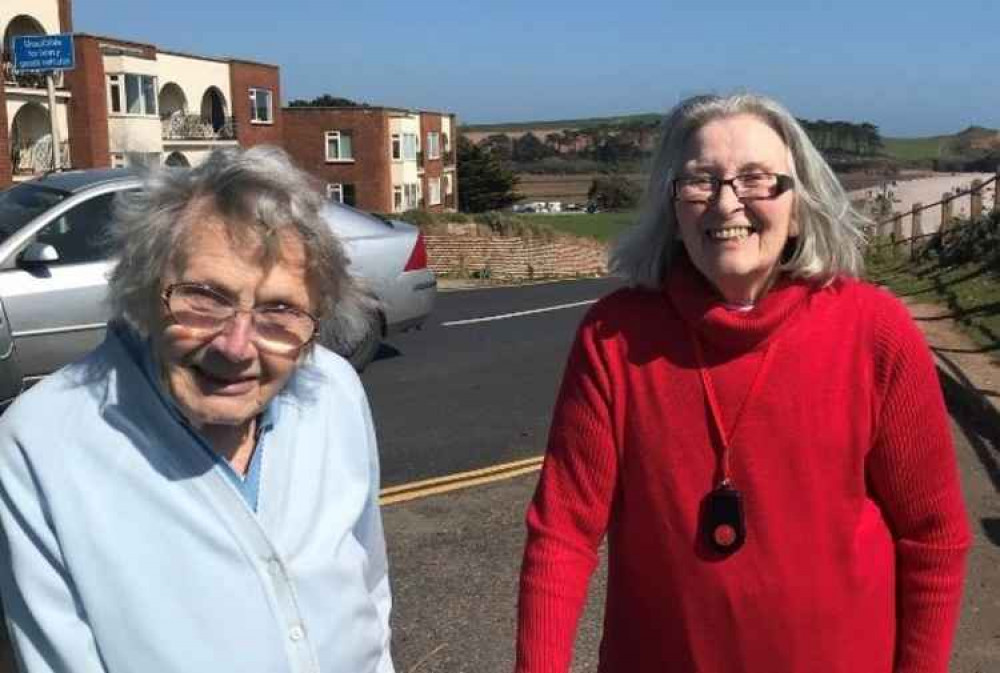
left=688, top=329, right=775, bottom=558
left=702, top=480, right=746, bottom=555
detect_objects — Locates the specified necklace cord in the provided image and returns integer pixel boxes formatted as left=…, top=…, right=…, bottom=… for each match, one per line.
left=688, top=330, right=775, bottom=487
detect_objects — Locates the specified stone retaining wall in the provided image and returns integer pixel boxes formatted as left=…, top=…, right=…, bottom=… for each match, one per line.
left=424, top=234, right=608, bottom=279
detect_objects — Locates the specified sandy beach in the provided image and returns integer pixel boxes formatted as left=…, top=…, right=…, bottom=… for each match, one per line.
left=849, top=172, right=996, bottom=237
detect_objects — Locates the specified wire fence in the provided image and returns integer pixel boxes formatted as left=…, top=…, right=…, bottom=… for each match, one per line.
left=867, top=170, right=1000, bottom=260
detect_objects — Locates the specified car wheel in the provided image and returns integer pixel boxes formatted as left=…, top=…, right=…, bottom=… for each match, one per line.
left=348, top=312, right=383, bottom=372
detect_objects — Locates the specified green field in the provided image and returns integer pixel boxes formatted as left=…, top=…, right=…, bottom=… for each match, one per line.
left=518, top=211, right=638, bottom=242
left=881, top=136, right=950, bottom=161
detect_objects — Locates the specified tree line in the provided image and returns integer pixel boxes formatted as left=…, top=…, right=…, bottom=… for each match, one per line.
left=471, top=117, right=885, bottom=166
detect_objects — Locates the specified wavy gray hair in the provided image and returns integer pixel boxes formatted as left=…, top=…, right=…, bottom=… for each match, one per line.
left=107, top=145, right=375, bottom=354
left=611, top=93, right=869, bottom=288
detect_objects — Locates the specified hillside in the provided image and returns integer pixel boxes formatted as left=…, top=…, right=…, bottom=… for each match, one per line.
left=461, top=112, right=661, bottom=133
left=883, top=126, right=1000, bottom=162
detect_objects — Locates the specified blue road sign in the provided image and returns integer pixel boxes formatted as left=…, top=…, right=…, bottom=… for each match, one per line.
left=12, top=34, right=75, bottom=73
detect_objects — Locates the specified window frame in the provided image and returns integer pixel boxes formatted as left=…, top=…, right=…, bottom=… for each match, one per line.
left=324, top=130, right=355, bottom=163
left=427, top=132, right=441, bottom=160
left=391, top=133, right=402, bottom=161
left=327, top=183, right=344, bottom=203
left=249, top=88, right=273, bottom=125
left=106, top=73, right=158, bottom=117
left=428, top=177, right=441, bottom=206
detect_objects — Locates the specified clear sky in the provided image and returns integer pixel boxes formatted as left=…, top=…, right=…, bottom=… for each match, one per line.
left=74, top=0, right=996, bottom=137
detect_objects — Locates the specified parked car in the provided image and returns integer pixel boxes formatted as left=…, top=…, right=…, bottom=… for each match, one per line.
left=0, top=168, right=436, bottom=407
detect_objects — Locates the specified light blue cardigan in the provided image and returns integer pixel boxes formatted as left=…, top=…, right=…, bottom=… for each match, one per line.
left=0, top=324, right=394, bottom=673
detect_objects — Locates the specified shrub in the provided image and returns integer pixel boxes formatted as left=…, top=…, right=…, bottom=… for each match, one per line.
left=588, top=175, right=641, bottom=210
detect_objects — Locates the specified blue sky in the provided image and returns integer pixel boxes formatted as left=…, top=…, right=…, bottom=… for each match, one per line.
left=75, top=0, right=995, bottom=136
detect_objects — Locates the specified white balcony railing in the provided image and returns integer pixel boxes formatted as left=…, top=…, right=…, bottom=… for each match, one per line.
left=162, top=114, right=237, bottom=141
left=11, top=137, right=71, bottom=176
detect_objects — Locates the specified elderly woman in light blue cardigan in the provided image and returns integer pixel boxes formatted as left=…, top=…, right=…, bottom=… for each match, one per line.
left=0, top=147, right=395, bottom=673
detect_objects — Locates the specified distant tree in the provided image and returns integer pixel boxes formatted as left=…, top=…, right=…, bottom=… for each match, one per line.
left=544, top=132, right=564, bottom=154
left=587, top=174, right=641, bottom=210
left=458, top=136, right=521, bottom=213
left=288, top=94, right=363, bottom=107
left=513, top=132, right=553, bottom=162
left=479, top=134, right=514, bottom=161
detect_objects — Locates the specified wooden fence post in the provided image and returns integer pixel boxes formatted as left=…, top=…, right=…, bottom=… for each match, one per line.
left=994, top=167, right=1000, bottom=214
left=971, top=179, right=983, bottom=220
left=910, top=203, right=923, bottom=260
left=940, top=193, right=953, bottom=233
left=892, top=214, right=903, bottom=255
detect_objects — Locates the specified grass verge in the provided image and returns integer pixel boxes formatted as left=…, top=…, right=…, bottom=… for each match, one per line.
left=867, top=252, right=1000, bottom=363
left=517, top=211, right=637, bottom=242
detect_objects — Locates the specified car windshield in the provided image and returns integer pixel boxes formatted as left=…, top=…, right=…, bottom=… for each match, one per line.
left=0, top=183, right=69, bottom=245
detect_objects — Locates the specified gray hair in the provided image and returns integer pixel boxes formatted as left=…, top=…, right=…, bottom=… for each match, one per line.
left=107, top=145, right=375, bottom=353
left=611, top=93, right=869, bottom=288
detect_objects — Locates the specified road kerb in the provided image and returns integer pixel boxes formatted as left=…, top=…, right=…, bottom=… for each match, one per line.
left=380, top=456, right=543, bottom=506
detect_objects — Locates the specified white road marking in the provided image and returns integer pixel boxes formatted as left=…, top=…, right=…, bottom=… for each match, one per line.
left=442, top=299, right=598, bottom=326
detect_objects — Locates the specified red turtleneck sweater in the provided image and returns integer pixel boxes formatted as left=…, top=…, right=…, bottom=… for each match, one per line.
left=516, top=264, right=971, bottom=673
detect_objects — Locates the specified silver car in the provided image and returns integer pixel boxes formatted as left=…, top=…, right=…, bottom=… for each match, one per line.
left=0, top=168, right=436, bottom=406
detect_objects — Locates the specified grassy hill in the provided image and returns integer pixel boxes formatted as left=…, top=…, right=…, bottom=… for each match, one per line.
left=883, top=126, right=1000, bottom=162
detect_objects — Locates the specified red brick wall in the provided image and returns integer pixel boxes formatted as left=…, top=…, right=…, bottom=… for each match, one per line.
left=282, top=107, right=392, bottom=213
left=64, top=35, right=110, bottom=169
left=420, top=113, right=444, bottom=212
left=58, top=0, right=74, bottom=32
left=229, top=61, right=283, bottom=148
left=425, top=234, right=607, bottom=279
left=0, top=85, right=11, bottom=187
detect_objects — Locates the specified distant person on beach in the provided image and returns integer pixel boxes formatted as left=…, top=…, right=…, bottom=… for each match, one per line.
left=515, top=93, right=971, bottom=673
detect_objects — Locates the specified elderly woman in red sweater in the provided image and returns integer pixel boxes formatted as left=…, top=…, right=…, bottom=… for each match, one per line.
left=516, top=93, right=971, bottom=673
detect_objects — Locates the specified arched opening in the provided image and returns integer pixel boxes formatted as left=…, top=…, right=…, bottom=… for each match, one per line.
left=159, top=82, right=189, bottom=139
left=200, top=87, right=228, bottom=134
left=158, top=82, right=188, bottom=119
left=164, top=151, right=190, bottom=167
left=10, top=103, right=54, bottom=175
left=2, top=15, right=47, bottom=87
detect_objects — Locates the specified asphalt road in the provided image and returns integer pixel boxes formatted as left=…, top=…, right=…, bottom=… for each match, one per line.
left=362, top=278, right=621, bottom=487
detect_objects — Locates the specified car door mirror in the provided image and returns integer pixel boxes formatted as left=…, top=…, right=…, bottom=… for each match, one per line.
left=19, top=242, right=60, bottom=266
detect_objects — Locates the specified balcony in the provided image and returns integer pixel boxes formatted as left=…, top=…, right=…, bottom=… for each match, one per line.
left=162, top=114, right=236, bottom=142
left=3, top=62, right=65, bottom=90
left=11, top=138, right=71, bottom=177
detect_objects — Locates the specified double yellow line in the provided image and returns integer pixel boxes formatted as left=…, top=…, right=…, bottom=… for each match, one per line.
left=379, top=456, right=544, bottom=506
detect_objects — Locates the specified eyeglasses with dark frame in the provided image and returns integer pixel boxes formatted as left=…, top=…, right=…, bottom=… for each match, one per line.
left=672, top=172, right=794, bottom=203
left=161, top=282, right=319, bottom=355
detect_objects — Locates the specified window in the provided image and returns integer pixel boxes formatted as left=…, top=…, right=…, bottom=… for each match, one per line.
left=34, top=193, right=119, bottom=265
left=249, top=88, right=273, bottom=124
left=427, top=132, right=441, bottom=160
left=107, top=74, right=158, bottom=116
left=326, top=183, right=357, bottom=206
left=443, top=133, right=451, bottom=153
left=444, top=173, right=454, bottom=195
left=402, top=133, right=418, bottom=161
left=393, top=185, right=403, bottom=212
left=325, top=131, right=354, bottom=162
left=428, top=177, right=441, bottom=206
left=391, top=134, right=401, bottom=160
left=403, top=183, right=419, bottom=210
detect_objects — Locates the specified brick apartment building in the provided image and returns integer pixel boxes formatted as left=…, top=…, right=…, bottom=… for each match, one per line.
left=2, top=0, right=282, bottom=186
left=3, top=0, right=459, bottom=212
left=283, top=106, right=458, bottom=213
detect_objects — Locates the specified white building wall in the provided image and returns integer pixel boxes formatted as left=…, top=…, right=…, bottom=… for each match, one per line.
left=0, top=1, right=61, bottom=40
left=156, top=52, right=232, bottom=118
left=389, top=114, right=421, bottom=185
left=103, top=54, right=163, bottom=157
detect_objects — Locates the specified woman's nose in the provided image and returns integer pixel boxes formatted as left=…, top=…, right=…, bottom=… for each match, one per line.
left=210, top=312, right=256, bottom=361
